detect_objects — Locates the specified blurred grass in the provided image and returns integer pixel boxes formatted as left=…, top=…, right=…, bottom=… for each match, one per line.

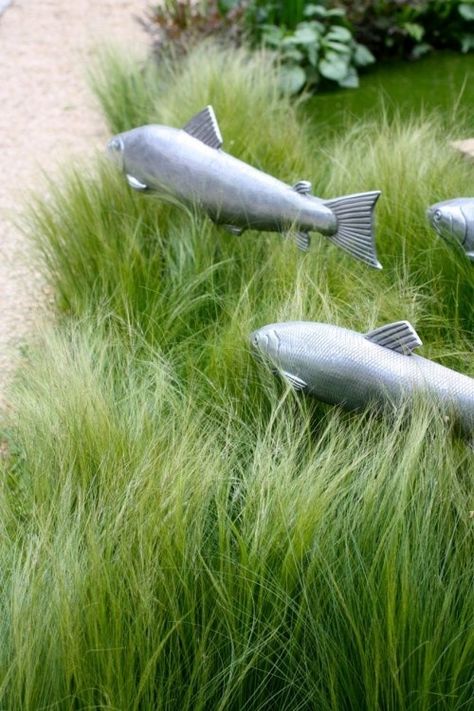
left=0, top=42, right=473, bottom=708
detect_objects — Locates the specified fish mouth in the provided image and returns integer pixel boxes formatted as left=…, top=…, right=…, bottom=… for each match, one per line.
left=106, top=137, right=124, bottom=169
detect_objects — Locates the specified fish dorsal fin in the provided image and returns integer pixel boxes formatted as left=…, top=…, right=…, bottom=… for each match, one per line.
left=293, top=180, right=312, bottom=195
left=365, top=320, right=422, bottom=355
left=183, top=105, right=223, bottom=149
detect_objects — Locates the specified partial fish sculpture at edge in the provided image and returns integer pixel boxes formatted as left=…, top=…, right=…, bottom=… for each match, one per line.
left=107, top=106, right=382, bottom=269
left=251, top=319, right=474, bottom=440
left=427, top=197, right=474, bottom=262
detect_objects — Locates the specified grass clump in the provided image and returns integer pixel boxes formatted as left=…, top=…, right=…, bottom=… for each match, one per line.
left=1, top=42, right=473, bottom=708
left=1, top=325, right=472, bottom=709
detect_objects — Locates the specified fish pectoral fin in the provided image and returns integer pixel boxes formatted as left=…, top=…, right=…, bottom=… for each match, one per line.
left=290, top=231, right=311, bottom=252
left=292, top=180, right=312, bottom=195
left=281, top=371, right=307, bottom=391
left=183, top=105, right=223, bottom=150
left=126, top=174, right=148, bottom=191
left=365, top=320, right=422, bottom=355
left=324, top=191, right=382, bottom=269
left=223, top=224, right=244, bottom=236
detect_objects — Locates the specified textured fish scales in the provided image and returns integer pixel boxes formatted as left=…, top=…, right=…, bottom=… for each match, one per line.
left=251, top=321, right=474, bottom=437
left=107, top=106, right=383, bottom=268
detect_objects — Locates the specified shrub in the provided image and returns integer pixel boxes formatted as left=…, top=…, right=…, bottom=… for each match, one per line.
left=249, top=3, right=375, bottom=93
left=341, top=0, right=474, bottom=58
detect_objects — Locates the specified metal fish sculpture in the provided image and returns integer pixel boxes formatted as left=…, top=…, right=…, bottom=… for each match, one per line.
left=107, top=106, right=382, bottom=269
left=251, top=320, right=474, bottom=436
left=427, top=197, right=474, bottom=262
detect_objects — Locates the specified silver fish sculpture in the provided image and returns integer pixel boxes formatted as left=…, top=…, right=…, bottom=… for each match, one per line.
left=427, top=197, right=474, bottom=262
left=107, top=105, right=382, bottom=269
left=251, top=319, right=474, bottom=436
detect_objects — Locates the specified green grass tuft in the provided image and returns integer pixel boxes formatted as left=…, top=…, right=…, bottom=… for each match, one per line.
left=1, top=43, right=473, bottom=708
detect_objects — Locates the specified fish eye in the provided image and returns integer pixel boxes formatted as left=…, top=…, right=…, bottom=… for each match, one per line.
left=108, top=138, right=123, bottom=152
left=251, top=334, right=259, bottom=347
left=434, top=209, right=442, bottom=222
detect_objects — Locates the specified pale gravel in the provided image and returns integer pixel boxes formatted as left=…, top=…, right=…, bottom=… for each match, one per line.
left=452, top=138, right=474, bottom=160
left=0, top=0, right=148, bottom=412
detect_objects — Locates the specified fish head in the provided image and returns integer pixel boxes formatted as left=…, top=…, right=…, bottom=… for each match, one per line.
left=250, top=325, right=282, bottom=365
left=251, top=321, right=323, bottom=370
left=427, top=199, right=467, bottom=248
left=106, top=135, right=125, bottom=171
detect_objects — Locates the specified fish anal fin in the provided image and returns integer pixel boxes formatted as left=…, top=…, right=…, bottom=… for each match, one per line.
left=282, top=371, right=307, bottom=391
left=292, top=180, right=312, bottom=195
left=223, top=224, right=244, bottom=236
left=324, top=191, right=382, bottom=269
left=126, top=174, right=148, bottom=191
left=365, top=320, right=422, bottom=355
left=183, top=105, right=223, bottom=150
left=290, top=231, right=311, bottom=252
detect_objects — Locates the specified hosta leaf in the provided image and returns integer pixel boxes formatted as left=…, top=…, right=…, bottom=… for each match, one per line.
left=319, top=55, right=349, bottom=81
left=459, top=4, right=474, bottom=21
left=353, top=43, right=376, bottom=66
left=261, top=24, right=284, bottom=47
left=323, top=40, right=351, bottom=54
left=326, top=25, right=352, bottom=43
left=279, top=64, right=307, bottom=95
left=338, top=67, right=359, bottom=88
left=281, top=35, right=300, bottom=47
left=298, top=19, right=325, bottom=34
left=306, top=42, right=319, bottom=67
left=461, top=33, right=474, bottom=52
left=411, top=42, right=432, bottom=59
left=304, top=4, right=327, bottom=18
left=326, top=8, right=346, bottom=18
left=282, top=47, right=305, bottom=63
left=292, top=27, right=320, bottom=45
left=403, top=22, right=424, bottom=42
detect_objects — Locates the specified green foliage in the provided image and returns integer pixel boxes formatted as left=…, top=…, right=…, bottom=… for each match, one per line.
left=148, top=0, right=247, bottom=55
left=248, top=2, right=375, bottom=93
left=342, top=0, right=474, bottom=59
left=1, top=43, right=473, bottom=708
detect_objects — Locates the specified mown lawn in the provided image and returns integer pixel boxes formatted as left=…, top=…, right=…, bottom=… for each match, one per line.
left=0, top=44, right=472, bottom=709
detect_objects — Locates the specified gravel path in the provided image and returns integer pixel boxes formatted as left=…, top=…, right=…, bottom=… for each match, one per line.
left=0, top=0, right=147, bottom=411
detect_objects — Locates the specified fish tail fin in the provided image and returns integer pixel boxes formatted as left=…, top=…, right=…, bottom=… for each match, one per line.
left=324, top=191, right=382, bottom=269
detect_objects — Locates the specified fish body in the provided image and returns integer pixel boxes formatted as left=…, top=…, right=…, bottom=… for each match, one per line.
left=427, top=197, right=474, bottom=262
left=251, top=320, right=474, bottom=435
left=107, top=106, right=382, bottom=268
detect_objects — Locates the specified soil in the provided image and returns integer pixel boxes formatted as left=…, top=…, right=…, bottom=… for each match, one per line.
left=0, top=0, right=148, bottom=412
